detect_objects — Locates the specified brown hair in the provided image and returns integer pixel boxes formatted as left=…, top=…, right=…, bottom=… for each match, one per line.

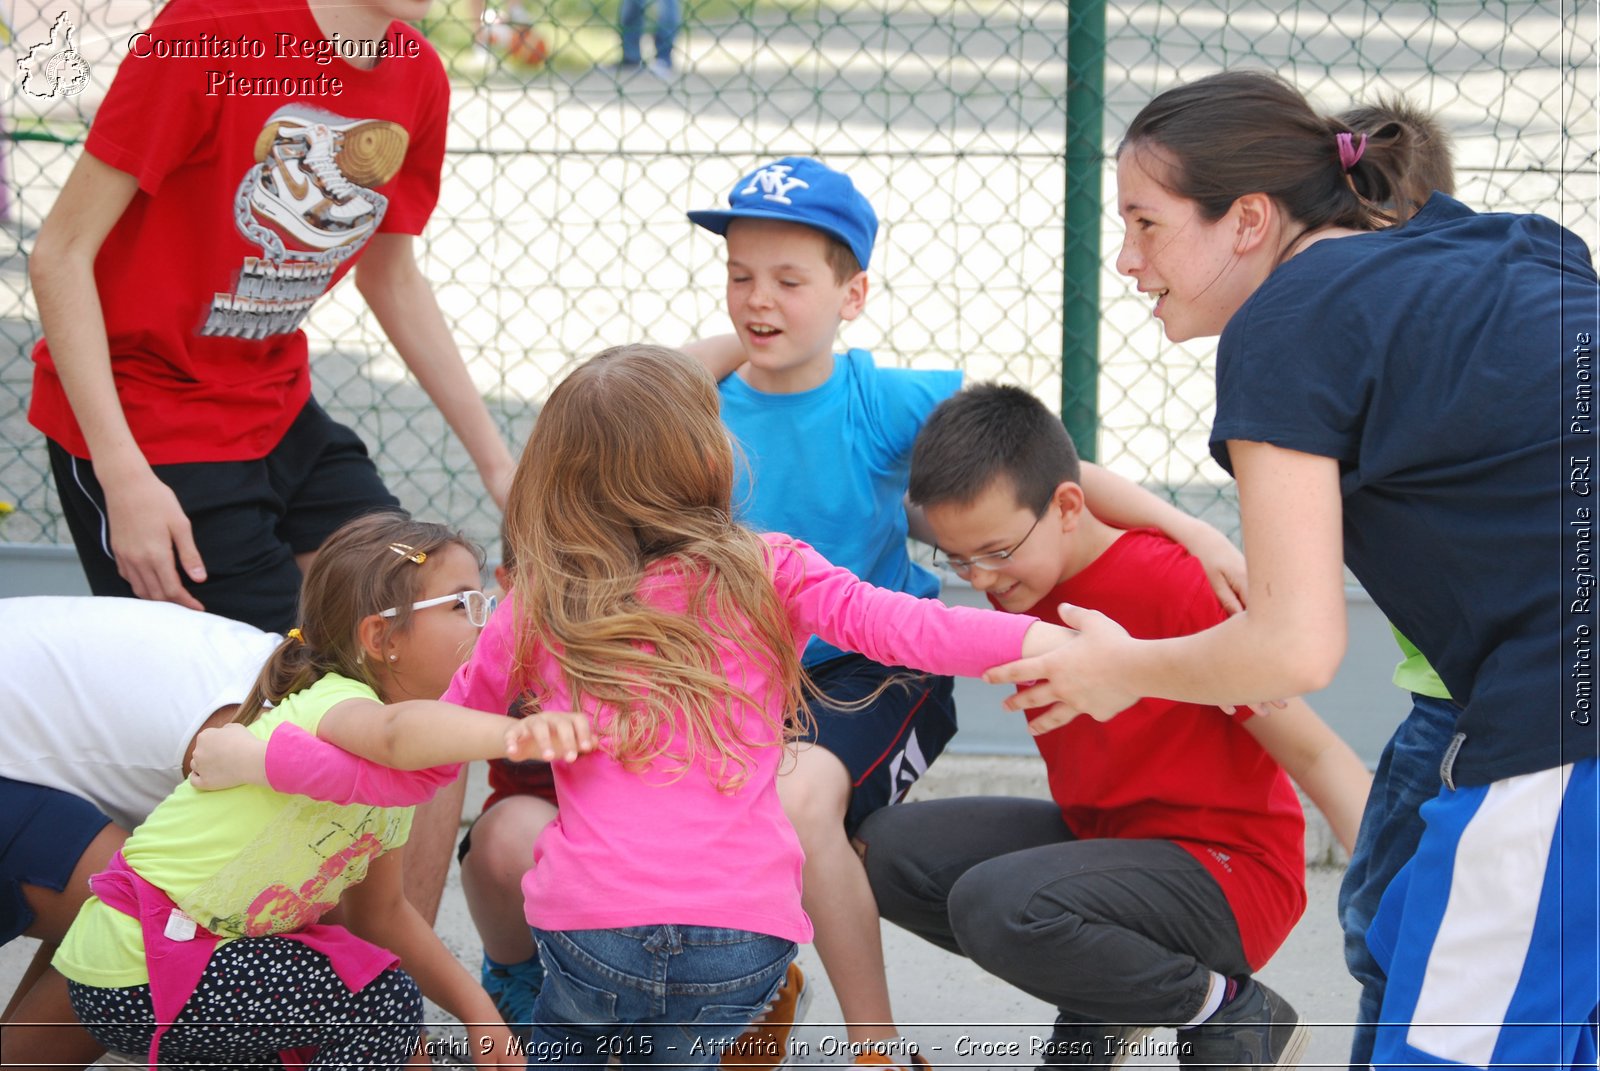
left=502, top=344, right=813, bottom=790
left=1120, top=71, right=1444, bottom=240
left=1337, top=97, right=1455, bottom=221
left=235, top=512, right=482, bottom=725
left=910, top=383, right=1081, bottom=514
left=822, top=234, right=862, bottom=284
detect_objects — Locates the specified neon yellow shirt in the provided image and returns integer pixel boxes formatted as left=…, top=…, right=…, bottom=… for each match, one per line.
left=1391, top=627, right=1452, bottom=700
left=54, top=673, right=412, bottom=988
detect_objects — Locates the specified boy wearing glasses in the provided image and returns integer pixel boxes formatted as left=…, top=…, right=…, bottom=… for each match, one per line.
left=861, top=383, right=1369, bottom=1067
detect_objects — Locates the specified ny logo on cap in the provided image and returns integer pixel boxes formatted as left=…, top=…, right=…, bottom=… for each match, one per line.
left=739, top=164, right=810, bottom=206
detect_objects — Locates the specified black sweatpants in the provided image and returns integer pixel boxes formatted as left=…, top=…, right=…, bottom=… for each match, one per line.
left=860, top=796, right=1253, bottom=1025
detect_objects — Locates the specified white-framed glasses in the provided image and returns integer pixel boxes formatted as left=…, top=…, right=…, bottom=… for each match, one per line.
left=933, top=510, right=1047, bottom=576
left=380, top=590, right=496, bottom=628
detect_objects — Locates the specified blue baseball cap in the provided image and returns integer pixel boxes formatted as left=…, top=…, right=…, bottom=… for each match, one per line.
left=688, top=156, right=878, bottom=270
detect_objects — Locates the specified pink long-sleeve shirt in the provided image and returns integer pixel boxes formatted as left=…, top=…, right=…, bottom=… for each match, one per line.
left=442, top=534, right=1034, bottom=941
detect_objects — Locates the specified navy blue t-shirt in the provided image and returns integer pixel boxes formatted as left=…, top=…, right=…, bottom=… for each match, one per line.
left=1210, top=194, right=1599, bottom=788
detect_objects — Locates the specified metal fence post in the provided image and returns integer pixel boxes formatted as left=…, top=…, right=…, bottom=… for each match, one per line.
left=1062, top=0, right=1106, bottom=463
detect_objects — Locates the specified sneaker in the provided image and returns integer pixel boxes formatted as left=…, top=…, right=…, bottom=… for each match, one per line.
left=719, top=962, right=811, bottom=1069
left=608, top=59, right=646, bottom=75
left=647, top=57, right=674, bottom=80
left=852, top=1052, right=931, bottom=1070
left=1177, top=979, right=1309, bottom=1069
left=481, top=952, right=544, bottom=1037
left=1036, top=1017, right=1152, bottom=1069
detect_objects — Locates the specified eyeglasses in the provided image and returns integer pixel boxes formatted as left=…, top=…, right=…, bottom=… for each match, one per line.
left=380, top=590, right=496, bottom=628
left=933, top=510, right=1047, bottom=576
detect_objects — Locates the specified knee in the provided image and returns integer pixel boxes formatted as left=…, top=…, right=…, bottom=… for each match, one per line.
left=858, top=809, right=927, bottom=923
left=461, top=799, right=556, bottom=883
left=947, top=867, right=1057, bottom=971
left=777, top=756, right=850, bottom=844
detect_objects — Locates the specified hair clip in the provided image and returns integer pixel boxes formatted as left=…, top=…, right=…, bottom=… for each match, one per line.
left=287, top=627, right=305, bottom=644
left=388, top=542, right=427, bottom=565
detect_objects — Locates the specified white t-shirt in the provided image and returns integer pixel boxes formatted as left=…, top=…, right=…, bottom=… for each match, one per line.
left=0, top=597, right=279, bottom=830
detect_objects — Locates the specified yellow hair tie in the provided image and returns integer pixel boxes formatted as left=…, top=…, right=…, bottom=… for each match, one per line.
left=287, top=628, right=305, bottom=643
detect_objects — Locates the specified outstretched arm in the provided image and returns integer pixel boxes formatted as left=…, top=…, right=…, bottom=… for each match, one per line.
left=987, top=443, right=1348, bottom=726
left=679, top=333, right=746, bottom=382
left=356, top=234, right=517, bottom=508
left=317, top=697, right=530, bottom=769
left=1078, top=462, right=1248, bottom=613
left=1240, top=698, right=1371, bottom=853
left=192, top=699, right=535, bottom=798
left=189, top=722, right=462, bottom=807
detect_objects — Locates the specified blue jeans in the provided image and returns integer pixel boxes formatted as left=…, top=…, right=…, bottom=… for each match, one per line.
left=1337, top=693, right=1459, bottom=1071
left=528, top=925, right=795, bottom=1067
left=619, top=0, right=679, bottom=65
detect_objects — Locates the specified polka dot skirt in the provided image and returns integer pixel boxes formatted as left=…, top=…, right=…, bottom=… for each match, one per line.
left=67, top=937, right=422, bottom=1068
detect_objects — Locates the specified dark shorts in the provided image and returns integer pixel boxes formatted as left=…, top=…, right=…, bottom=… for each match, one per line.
left=0, top=776, right=113, bottom=945
left=50, top=398, right=401, bottom=633
left=802, top=653, right=957, bottom=837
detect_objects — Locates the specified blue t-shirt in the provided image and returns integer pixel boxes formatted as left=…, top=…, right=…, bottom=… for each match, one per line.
left=1210, top=194, right=1599, bottom=788
left=720, top=348, right=963, bottom=665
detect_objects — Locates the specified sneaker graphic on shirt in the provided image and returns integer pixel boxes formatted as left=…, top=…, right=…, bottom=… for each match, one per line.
left=202, top=106, right=410, bottom=339
left=247, top=110, right=408, bottom=252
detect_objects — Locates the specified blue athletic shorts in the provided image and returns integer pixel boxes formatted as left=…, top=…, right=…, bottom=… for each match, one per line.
left=0, top=776, right=113, bottom=945
left=1367, top=758, right=1598, bottom=1070
left=802, top=653, right=957, bottom=836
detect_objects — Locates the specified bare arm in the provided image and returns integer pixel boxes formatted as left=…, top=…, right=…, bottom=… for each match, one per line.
left=32, top=153, right=207, bottom=609
left=679, top=333, right=746, bottom=382
left=355, top=234, right=516, bottom=508
left=1078, top=461, right=1248, bottom=613
left=316, top=696, right=521, bottom=769
left=340, top=851, right=519, bottom=1067
left=987, top=443, right=1348, bottom=723
left=1240, top=698, right=1371, bottom=853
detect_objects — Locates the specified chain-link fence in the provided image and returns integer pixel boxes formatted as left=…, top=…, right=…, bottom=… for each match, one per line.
left=1, top=0, right=1594, bottom=558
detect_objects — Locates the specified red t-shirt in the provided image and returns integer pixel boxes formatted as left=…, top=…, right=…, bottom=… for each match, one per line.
left=1004, top=528, right=1306, bottom=970
left=29, top=0, right=448, bottom=463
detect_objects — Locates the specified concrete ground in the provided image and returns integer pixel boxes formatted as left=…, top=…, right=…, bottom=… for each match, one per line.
left=2, top=753, right=1360, bottom=1069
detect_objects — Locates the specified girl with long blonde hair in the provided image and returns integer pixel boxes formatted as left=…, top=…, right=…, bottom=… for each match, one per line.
left=440, top=343, right=1073, bottom=1065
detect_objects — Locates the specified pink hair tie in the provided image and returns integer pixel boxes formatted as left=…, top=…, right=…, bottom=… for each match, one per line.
left=1336, top=131, right=1368, bottom=172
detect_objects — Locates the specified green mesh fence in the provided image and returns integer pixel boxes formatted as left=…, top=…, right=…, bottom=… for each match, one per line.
left=0, top=0, right=1594, bottom=558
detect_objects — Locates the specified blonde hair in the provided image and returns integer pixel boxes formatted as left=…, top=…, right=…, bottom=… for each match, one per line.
left=504, top=344, right=812, bottom=790
left=236, top=513, right=482, bottom=725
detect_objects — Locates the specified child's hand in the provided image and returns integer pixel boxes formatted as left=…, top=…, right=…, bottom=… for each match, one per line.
left=469, top=1021, right=522, bottom=1067
left=187, top=723, right=268, bottom=791
left=986, top=604, right=1142, bottom=734
left=1181, top=522, right=1249, bottom=615
left=506, top=711, right=596, bottom=763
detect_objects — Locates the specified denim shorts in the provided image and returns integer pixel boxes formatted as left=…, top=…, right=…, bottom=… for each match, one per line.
left=528, top=924, right=795, bottom=1067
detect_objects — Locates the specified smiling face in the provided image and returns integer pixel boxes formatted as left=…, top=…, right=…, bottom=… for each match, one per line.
left=377, top=541, right=485, bottom=702
left=1114, top=147, right=1263, bottom=343
left=923, top=478, right=1075, bottom=614
left=723, top=218, right=867, bottom=393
